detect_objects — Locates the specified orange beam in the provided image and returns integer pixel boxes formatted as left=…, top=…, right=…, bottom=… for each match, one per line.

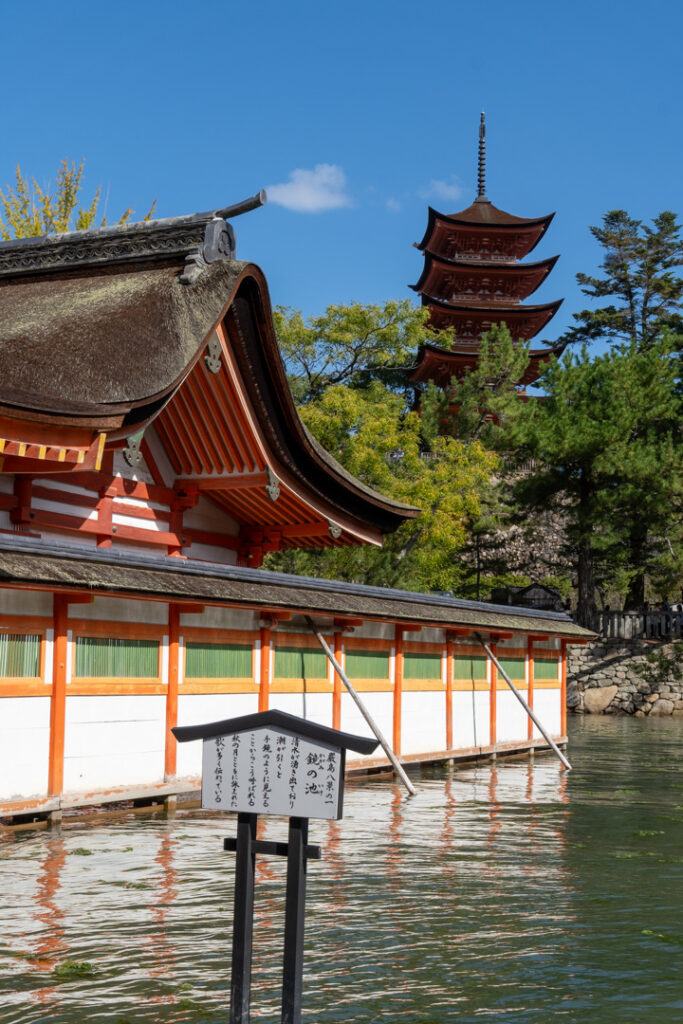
left=489, top=641, right=497, bottom=746
left=258, top=627, right=271, bottom=712
left=560, top=639, right=568, bottom=736
left=48, top=595, right=68, bottom=795
left=177, top=472, right=269, bottom=492
left=527, top=638, right=535, bottom=741
left=446, top=638, right=454, bottom=750
left=165, top=606, right=180, bottom=777
left=393, top=626, right=404, bottom=755
left=332, top=631, right=343, bottom=730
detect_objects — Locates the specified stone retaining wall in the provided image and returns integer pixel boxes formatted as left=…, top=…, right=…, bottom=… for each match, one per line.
left=567, top=638, right=683, bottom=716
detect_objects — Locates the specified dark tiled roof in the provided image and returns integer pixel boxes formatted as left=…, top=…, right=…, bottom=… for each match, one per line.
left=0, top=536, right=594, bottom=640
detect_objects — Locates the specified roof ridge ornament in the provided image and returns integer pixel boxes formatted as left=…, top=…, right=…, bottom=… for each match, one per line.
left=476, top=111, right=487, bottom=201
left=0, top=190, right=267, bottom=280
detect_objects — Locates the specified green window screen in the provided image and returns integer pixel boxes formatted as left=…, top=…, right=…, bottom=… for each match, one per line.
left=0, top=634, right=40, bottom=678
left=274, top=646, right=328, bottom=679
left=498, top=656, right=526, bottom=681
left=185, top=642, right=252, bottom=679
left=404, top=652, right=441, bottom=680
left=453, top=654, right=487, bottom=681
left=534, top=657, right=559, bottom=682
left=74, top=637, right=158, bottom=678
left=345, top=649, right=389, bottom=680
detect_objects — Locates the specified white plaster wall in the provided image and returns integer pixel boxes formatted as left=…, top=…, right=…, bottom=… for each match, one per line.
left=185, top=542, right=238, bottom=565
left=0, top=697, right=50, bottom=800
left=400, top=691, right=446, bottom=755
left=496, top=689, right=529, bottom=743
left=268, top=692, right=333, bottom=729
left=73, top=596, right=169, bottom=624
left=531, top=689, right=562, bottom=738
left=180, top=607, right=259, bottom=630
left=341, top=691, right=393, bottom=762
left=176, top=692, right=258, bottom=777
left=143, top=427, right=175, bottom=486
left=414, top=628, right=446, bottom=645
left=183, top=496, right=239, bottom=536
left=452, top=690, right=490, bottom=749
left=350, top=622, right=395, bottom=641
left=0, top=588, right=53, bottom=617
left=39, top=530, right=99, bottom=548
left=63, top=695, right=166, bottom=792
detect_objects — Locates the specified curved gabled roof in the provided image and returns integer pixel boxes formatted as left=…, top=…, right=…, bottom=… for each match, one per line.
left=0, top=219, right=418, bottom=538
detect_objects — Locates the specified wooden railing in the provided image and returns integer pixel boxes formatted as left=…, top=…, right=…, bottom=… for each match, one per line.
left=593, top=611, right=682, bottom=641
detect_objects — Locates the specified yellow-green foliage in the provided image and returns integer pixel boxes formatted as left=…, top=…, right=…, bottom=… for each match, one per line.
left=0, top=159, right=155, bottom=239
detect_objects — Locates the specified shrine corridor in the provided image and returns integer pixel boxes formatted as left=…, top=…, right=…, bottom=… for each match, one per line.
left=1, top=717, right=682, bottom=1024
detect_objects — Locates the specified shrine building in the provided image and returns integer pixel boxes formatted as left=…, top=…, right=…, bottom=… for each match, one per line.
left=410, top=114, right=566, bottom=394
left=0, top=194, right=591, bottom=823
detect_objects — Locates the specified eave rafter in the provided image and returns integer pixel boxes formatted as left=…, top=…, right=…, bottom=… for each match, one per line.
left=161, top=327, right=374, bottom=562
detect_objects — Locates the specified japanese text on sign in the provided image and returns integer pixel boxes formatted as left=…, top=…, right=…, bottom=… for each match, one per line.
left=201, top=727, right=343, bottom=820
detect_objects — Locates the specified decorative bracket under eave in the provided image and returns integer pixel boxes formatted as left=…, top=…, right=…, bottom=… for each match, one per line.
left=266, top=467, right=280, bottom=501
left=123, top=430, right=145, bottom=467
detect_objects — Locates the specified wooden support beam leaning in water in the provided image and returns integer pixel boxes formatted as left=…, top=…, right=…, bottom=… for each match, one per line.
left=474, top=633, right=572, bottom=771
left=305, top=616, right=417, bottom=796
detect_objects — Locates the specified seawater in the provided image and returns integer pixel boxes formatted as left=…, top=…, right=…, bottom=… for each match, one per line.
left=1, top=716, right=682, bottom=1024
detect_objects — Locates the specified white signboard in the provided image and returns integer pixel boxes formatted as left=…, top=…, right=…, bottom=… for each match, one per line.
left=201, top=726, right=344, bottom=820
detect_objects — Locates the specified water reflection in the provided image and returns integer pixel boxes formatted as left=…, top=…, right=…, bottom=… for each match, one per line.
left=1, top=718, right=682, bottom=1023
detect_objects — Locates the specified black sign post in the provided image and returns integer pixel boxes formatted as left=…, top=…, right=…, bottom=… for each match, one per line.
left=173, top=709, right=379, bottom=1024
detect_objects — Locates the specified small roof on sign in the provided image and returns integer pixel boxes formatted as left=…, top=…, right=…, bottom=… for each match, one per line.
left=172, top=709, right=380, bottom=755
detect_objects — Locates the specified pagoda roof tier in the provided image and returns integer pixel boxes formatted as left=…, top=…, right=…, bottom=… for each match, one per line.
left=416, top=200, right=554, bottom=261
left=409, top=339, right=567, bottom=388
left=411, top=252, right=559, bottom=303
left=0, top=205, right=417, bottom=552
left=424, top=296, right=563, bottom=341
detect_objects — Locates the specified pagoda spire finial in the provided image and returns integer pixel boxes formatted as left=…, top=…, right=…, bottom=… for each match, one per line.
left=477, top=111, right=487, bottom=200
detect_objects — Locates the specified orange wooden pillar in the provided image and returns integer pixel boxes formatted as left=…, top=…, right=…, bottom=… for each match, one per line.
left=527, top=639, right=535, bottom=741
left=258, top=626, right=271, bottom=712
left=48, top=595, right=68, bottom=796
left=445, top=637, right=454, bottom=750
left=332, top=631, right=343, bottom=731
left=393, top=627, right=404, bottom=755
left=560, top=639, right=568, bottom=736
left=489, top=641, right=497, bottom=747
left=165, top=605, right=181, bottom=777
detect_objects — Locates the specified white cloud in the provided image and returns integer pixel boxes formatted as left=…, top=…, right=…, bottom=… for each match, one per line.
left=266, top=163, right=352, bottom=213
left=418, top=176, right=464, bottom=203
left=386, top=197, right=402, bottom=213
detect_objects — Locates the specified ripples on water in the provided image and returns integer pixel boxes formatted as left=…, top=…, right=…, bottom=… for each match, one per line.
left=1, top=717, right=682, bottom=1024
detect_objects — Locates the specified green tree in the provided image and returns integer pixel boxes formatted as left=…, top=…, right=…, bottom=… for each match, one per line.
left=510, top=341, right=681, bottom=625
left=418, top=323, right=537, bottom=599
left=563, top=209, right=683, bottom=351
left=0, top=159, right=155, bottom=239
left=274, top=300, right=453, bottom=405
left=562, top=209, right=683, bottom=607
left=269, top=304, right=497, bottom=591
left=420, top=323, right=532, bottom=444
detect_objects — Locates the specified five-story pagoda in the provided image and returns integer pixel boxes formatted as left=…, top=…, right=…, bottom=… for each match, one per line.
left=410, top=114, right=565, bottom=393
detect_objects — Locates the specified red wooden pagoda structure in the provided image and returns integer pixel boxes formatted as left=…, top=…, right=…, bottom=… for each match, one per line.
left=410, top=114, right=565, bottom=392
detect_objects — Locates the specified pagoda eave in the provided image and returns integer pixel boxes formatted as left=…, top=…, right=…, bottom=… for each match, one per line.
left=424, top=297, right=563, bottom=342
left=411, top=252, right=559, bottom=303
left=409, top=339, right=567, bottom=388
left=417, top=205, right=555, bottom=260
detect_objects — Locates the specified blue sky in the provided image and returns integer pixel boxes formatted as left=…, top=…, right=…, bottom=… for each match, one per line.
left=3, top=0, right=681, bottom=342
